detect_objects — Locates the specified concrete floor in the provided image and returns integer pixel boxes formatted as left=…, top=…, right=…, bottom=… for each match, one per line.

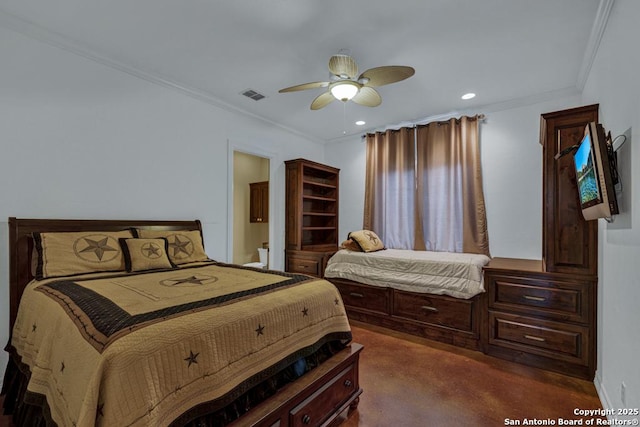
left=1, top=321, right=604, bottom=427
left=342, top=321, right=603, bottom=427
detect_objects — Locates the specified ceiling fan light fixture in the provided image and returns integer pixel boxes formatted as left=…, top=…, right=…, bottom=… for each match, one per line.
left=279, top=53, right=414, bottom=110
left=330, top=81, right=359, bottom=101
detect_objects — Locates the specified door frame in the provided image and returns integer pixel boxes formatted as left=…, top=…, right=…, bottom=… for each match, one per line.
left=227, top=140, right=276, bottom=267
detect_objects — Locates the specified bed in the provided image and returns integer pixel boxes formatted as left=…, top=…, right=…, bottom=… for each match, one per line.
left=2, top=218, right=362, bottom=427
left=324, top=245, right=490, bottom=351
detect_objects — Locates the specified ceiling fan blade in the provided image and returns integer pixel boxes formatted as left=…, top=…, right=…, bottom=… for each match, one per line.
left=359, top=66, right=415, bottom=87
left=352, top=87, right=382, bottom=107
left=328, top=54, right=358, bottom=78
left=310, top=91, right=335, bottom=110
left=279, top=81, right=330, bottom=93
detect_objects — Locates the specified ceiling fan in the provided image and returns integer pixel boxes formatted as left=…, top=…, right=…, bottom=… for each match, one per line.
left=279, top=53, right=415, bottom=110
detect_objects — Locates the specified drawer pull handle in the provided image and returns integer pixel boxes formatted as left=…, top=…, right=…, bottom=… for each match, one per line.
left=524, top=334, right=546, bottom=342
left=524, top=295, right=546, bottom=302
left=344, top=379, right=352, bottom=387
left=302, top=414, right=311, bottom=424
left=421, top=305, right=439, bottom=313
left=349, top=292, right=364, bottom=298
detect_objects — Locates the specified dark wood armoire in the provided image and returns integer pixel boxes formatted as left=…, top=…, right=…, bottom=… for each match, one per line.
left=483, top=104, right=599, bottom=380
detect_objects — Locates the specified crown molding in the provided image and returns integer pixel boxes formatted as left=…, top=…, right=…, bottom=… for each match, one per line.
left=576, top=0, right=615, bottom=90
left=0, top=3, right=610, bottom=146
left=326, top=86, right=582, bottom=144
left=0, top=8, right=324, bottom=145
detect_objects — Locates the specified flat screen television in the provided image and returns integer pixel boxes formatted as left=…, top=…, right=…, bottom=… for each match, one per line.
left=573, top=122, right=619, bottom=220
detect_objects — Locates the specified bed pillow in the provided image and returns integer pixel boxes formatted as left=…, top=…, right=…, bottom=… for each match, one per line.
left=347, top=230, right=385, bottom=253
left=340, top=239, right=362, bottom=252
left=33, top=230, right=134, bottom=279
left=134, top=229, right=209, bottom=264
left=119, top=238, right=176, bottom=272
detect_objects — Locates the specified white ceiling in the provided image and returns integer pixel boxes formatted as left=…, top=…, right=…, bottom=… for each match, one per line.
left=0, top=0, right=605, bottom=142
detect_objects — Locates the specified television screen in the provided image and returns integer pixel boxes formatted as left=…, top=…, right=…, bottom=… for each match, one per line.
left=574, top=132, right=602, bottom=208
left=573, top=121, right=619, bottom=221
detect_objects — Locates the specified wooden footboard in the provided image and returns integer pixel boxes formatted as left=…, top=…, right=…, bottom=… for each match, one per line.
left=329, top=278, right=485, bottom=351
left=230, top=343, right=363, bottom=427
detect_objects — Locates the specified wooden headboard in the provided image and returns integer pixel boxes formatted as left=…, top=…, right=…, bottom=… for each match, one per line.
left=7, top=217, right=203, bottom=330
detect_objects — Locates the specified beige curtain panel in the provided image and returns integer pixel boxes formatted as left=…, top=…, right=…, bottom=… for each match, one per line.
left=363, top=127, right=416, bottom=249
left=364, top=115, right=490, bottom=256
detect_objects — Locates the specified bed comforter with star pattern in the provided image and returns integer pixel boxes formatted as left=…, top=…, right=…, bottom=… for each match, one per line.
left=6, top=261, right=352, bottom=426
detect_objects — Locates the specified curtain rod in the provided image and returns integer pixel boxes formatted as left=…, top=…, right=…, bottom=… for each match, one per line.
left=361, top=113, right=486, bottom=139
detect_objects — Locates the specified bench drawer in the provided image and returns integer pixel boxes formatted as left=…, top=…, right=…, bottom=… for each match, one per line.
left=331, top=280, right=390, bottom=315
left=393, top=290, right=474, bottom=332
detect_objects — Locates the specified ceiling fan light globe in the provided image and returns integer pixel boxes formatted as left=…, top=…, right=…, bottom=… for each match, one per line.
left=330, top=82, right=359, bottom=101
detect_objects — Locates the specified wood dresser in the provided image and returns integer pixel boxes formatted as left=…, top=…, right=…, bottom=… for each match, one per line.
left=483, top=257, right=596, bottom=380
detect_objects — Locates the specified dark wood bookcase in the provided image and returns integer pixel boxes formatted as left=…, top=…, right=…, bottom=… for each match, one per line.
left=285, top=159, right=340, bottom=277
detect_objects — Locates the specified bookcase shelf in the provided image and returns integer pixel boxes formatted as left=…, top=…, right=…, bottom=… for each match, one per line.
left=285, top=159, right=340, bottom=277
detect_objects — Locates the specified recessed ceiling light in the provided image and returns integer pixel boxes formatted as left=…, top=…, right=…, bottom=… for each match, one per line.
left=461, top=93, right=476, bottom=100
left=355, top=120, right=366, bottom=126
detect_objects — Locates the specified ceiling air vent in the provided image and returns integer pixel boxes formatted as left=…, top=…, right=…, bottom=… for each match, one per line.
left=241, top=89, right=266, bottom=101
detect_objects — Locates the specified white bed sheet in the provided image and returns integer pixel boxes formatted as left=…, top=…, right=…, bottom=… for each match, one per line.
left=324, top=248, right=491, bottom=299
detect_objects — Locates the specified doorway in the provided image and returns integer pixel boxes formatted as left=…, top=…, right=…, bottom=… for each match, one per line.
left=232, top=151, right=270, bottom=266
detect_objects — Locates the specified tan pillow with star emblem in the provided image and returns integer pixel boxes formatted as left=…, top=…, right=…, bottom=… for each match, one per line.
left=33, top=230, right=134, bottom=279
left=134, top=229, right=209, bottom=265
left=347, top=230, right=386, bottom=253
left=119, top=238, right=176, bottom=272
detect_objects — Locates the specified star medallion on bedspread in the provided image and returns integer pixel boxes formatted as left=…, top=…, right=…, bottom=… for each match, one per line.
left=160, top=275, right=215, bottom=287
left=184, top=350, right=199, bottom=367
left=96, top=402, right=104, bottom=421
left=255, top=324, right=265, bottom=336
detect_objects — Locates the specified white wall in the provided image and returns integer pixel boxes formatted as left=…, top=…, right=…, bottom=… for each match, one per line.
left=580, top=0, right=640, bottom=416
left=0, top=25, right=325, bottom=385
left=324, top=137, right=366, bottom=242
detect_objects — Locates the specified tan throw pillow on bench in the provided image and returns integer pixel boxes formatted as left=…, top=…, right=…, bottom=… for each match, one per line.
left=348, top=230, right=385, bottom=253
